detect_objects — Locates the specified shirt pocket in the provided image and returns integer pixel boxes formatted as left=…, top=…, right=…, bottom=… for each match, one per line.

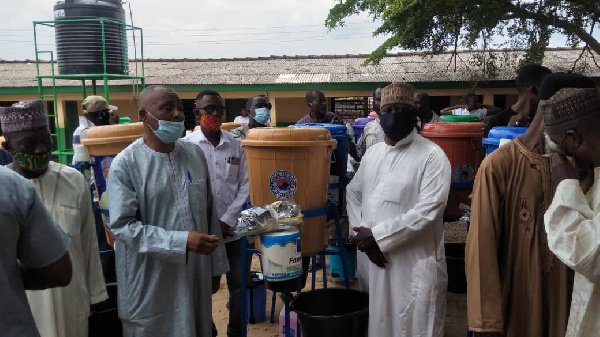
left=380, top=173, right=412, bottom=204
left=225, top=160, right=240, bottom=185
left=56, top=203, right=82, bottom=239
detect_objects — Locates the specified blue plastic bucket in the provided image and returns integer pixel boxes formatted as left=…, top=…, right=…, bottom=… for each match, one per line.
left=352, top=117, right=375, bottom=143
left=482, top=126, right=528, bottom=155
left=289, top=123, right=349, bottom=177
left=248, top=272, right=266, bottom=324
left=290, top=123, right=350, bottom=213
left=328, top=241, right=357, bottom=282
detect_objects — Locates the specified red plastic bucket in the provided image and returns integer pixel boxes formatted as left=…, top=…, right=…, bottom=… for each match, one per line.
left=421, top=122, right=485, bottom=220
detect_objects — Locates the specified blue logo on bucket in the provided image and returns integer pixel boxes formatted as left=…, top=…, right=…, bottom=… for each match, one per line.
left=453, top=164, right=475, bottom=183
left=269, top=170, right=298, bottom=199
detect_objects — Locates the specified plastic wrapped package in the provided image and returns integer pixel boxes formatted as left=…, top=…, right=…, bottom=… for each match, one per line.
left=235, top=201, right=304, bottom=237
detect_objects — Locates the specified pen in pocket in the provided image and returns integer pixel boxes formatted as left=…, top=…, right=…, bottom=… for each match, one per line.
left=187, top=170, right=192, bottom=182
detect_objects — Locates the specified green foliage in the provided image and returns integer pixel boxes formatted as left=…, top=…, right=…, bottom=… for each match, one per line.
left=326, top=0, right=600, bottom=67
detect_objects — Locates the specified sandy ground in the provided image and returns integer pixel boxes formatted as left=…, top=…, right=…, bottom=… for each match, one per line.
left=212, top=255, right=467, bottom=337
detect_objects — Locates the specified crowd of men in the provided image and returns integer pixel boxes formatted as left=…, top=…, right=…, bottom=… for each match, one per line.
left=1, top=66, right=599, bottom=337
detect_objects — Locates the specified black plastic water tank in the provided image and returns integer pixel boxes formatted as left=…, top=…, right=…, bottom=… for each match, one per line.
left=54, top=0, right=128, bottom=75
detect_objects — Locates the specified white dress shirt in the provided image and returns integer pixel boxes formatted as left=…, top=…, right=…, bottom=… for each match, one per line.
left=545, top=168, right=600, bottom=337
left=183, top=129, right=250, bottom=242
left=73, top=116, right=96, bottom=145
left=234, top=116, right=249, bottom=124
left=452, top=107, right=488, bottom=118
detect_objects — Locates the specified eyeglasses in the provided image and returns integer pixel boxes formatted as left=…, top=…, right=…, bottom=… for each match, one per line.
left=194, top=105, right=225, bottom=115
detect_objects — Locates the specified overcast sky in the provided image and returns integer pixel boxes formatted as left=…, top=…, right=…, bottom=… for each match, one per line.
left=0, top=0, right=588, bottom=61
left=0, top=0, right=391, bottom=61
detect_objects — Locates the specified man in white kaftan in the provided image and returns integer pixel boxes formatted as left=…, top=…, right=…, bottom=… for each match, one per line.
left=1, top=99, right=107, bottom=337
left=347, top=83, right=450, bottom=337
left=24, top=162, right=108, bottom=337
left=108, top=85, right=229, bottom=337
left=543, top=87, right=600, bottom=337
left=546, top=167, right=600, bottom=337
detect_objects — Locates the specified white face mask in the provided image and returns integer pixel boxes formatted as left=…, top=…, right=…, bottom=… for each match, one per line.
left=544, top=130, right=566, bottom=157
left=145, top=110, right=185, bottom=143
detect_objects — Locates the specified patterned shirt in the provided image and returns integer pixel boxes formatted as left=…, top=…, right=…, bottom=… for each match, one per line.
left=545, top=167, right=600, bottom=337
left=356, top=119, right=385, bottom=158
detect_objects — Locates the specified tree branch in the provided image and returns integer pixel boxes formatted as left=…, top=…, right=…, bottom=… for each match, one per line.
left=446, top=22, right=460, bottom=72
left=508, top=4, right=600, bottom=54
left=586, top=47, right=600, bottom=69
left=573, top=21, right=595, bottom=71
left=573, top=45, right=589, bottom=71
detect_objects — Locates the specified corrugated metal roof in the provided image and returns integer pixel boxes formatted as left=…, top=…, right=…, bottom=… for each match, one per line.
left=275, top=73, right=331, bottom=83
left=1, top=48, right=598, bottom=88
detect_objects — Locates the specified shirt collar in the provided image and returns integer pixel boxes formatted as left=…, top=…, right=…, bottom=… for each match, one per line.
left=389, top=128, right=417, bottom=149
left=194, top=129, right=230, bottom=147
left=79, top=116, right=95, bottom=127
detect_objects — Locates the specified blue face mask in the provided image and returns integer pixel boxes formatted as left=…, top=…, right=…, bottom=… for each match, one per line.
left=146, top=111, right=185, bottom=143
left=253, top=107, right=270, bottom=125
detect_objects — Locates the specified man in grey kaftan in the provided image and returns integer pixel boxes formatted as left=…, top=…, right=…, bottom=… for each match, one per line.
left=108, top=85, right=229, bottom=337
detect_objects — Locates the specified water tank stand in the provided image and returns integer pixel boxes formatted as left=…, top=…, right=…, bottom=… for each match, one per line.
left=33, top=18, right=145, bottom=165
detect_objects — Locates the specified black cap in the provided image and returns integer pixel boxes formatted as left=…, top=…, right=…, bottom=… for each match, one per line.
left=539, top=72, right=597, bottom=100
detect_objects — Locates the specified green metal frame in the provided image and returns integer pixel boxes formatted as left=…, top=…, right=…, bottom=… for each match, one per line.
left=33, top=17, right=145, bottom=164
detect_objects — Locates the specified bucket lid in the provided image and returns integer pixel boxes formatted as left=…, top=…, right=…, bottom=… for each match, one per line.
left=352, top=118, right=375, bottom=127
left=81, top=122, right=145, bottom=146
left=487, top=126, right=528, bottom=140
left=420, top=122, right=485, bottom=138
left=440, top=115, right=481, bottom=123
left=118, top=117, right=132, bottom=124
left=289, top=123, right=349, bottom=138
left=260, top=228, right=299, bottom=237
left=482, top=138, right=501, bottom=146
left=242, top=127, right=337, bottom=148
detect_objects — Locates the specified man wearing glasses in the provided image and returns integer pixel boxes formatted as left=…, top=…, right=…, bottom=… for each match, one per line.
left=183, top=90, right=250, bottom=337
left=230, top=95, right=272, bottom=140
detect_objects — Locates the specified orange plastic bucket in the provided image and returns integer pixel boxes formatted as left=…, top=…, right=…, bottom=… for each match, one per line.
left=421, top=122, right=485, bottom=220
left=82, top=122, right=145, bottom=246
left=81, top=122, right=144, bottom=156
left=221, top=122, right=242, bottom=132
left=242, top=127, right=336, bottom=256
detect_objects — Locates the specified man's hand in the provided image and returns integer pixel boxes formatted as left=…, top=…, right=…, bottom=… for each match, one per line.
left=365, top=244, right=387, bottom=268
left=508, top=113, right=531, bottom=127
left=353, top=226, right=376, bottom=252
left=220, top=221, right=235, bottom=238
left=552, top=153, right=580, bottom=183
left=187, top=232, right=219, bottom=255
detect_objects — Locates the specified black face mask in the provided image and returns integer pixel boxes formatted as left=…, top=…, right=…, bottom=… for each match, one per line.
left=379, top=112, right=416, bottom=143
